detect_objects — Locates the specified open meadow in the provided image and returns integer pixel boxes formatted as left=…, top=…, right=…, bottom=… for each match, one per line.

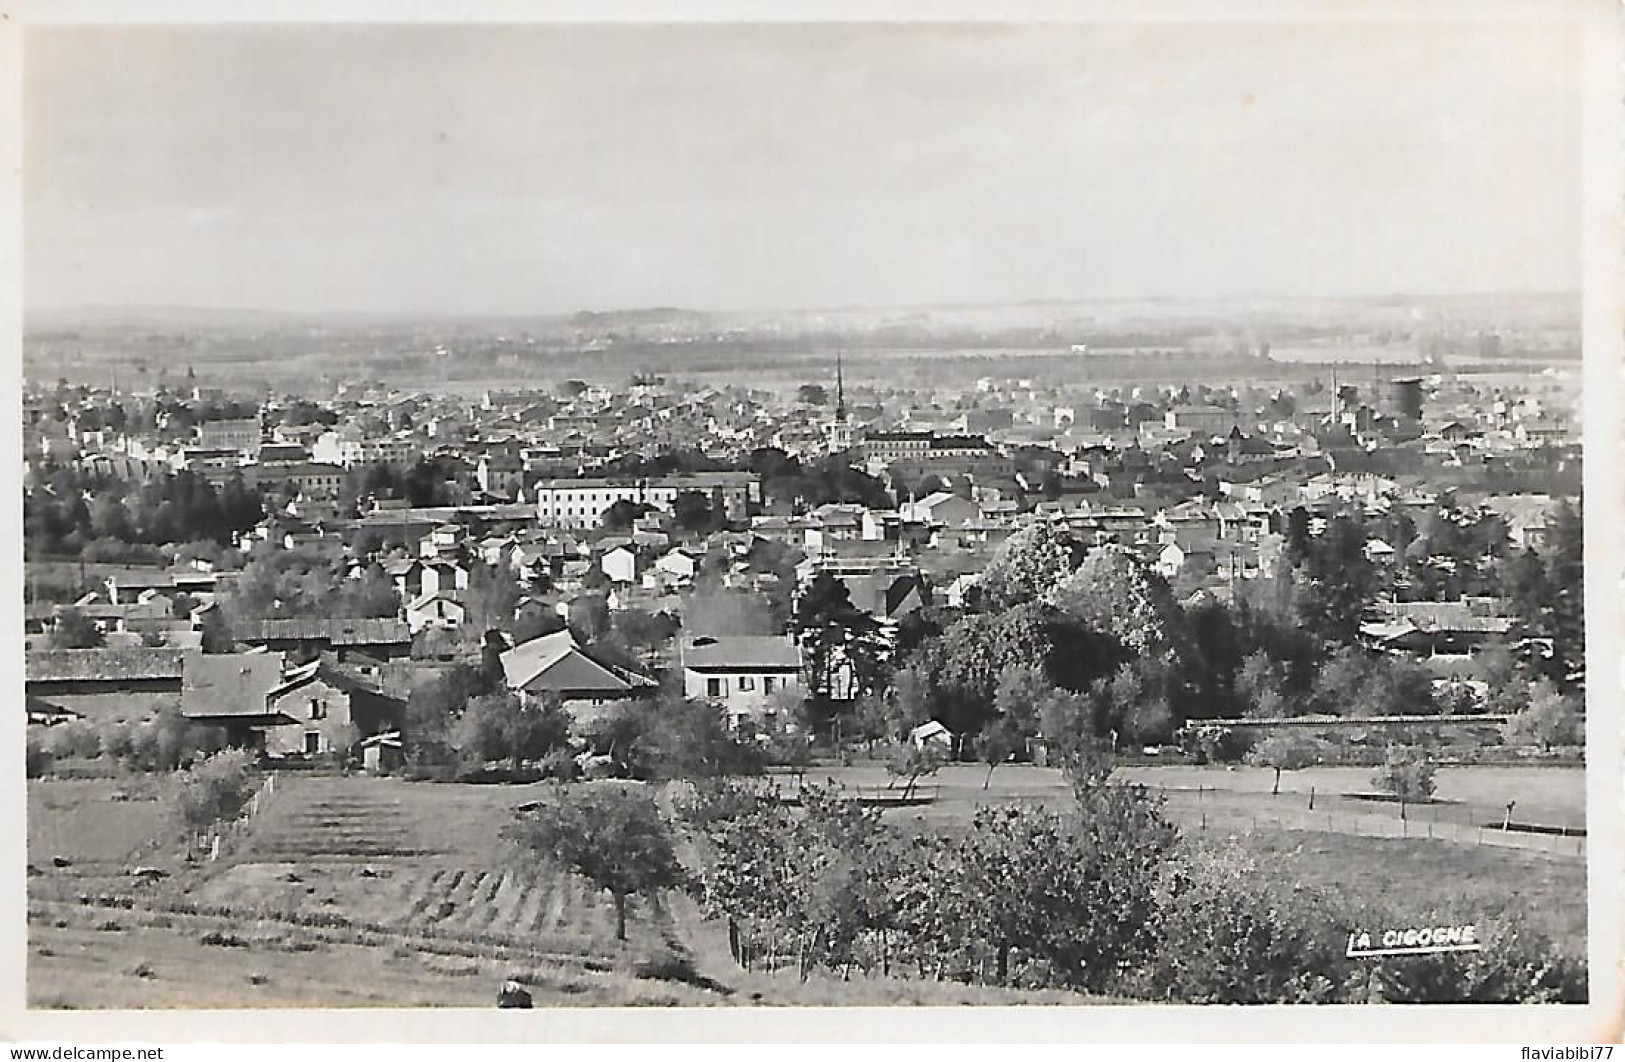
left=774, top=761, right=1586, bottom=835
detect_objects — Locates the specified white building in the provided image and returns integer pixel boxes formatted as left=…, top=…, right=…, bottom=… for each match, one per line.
left=680, top=635, right=803, bottom=729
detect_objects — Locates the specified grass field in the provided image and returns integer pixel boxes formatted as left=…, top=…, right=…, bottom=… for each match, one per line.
left=1208, top=830, right=1586, bottom=952
left=779, top=762, right=1587, bottom=836
left=27, top=766, right=1592, bottom=1008
left=28, top=778, right=174, bottom=871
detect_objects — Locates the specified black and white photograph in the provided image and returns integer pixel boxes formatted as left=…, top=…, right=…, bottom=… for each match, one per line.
left=6, top=0, right=1621, bottom=1043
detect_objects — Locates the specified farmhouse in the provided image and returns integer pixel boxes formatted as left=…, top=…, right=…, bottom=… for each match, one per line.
left=499, top=629, right=656, bottom=711
left=680, top=635, right=803, bottom=728
left=903, top=491, right=982, bottom=529
left=263, top=657, right=408, bottom=758
left=180, top=650, right=300, bottom=747
left=405, top=591, right=468, bottom=635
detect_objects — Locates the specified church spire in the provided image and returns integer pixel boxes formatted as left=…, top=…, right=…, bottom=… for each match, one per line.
left=835, top=350, right=847, bottom=423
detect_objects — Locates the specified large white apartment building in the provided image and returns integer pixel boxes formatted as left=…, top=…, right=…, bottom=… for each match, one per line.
left=532, top=473, right=760, bottom=528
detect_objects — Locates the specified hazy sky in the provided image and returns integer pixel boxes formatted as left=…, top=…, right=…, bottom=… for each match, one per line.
left=25, top=20, right=1581, bottom=314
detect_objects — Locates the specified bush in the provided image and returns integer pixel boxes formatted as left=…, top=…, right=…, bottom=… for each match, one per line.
left=175, top=749, right=257, bottom=830
left=123, top=709, right=223, bottom=773
left=1178, top=724, right=1255, bottom=765
left=100, top=721, right=135, bottom=763
left=1370, top=745, right=1438, bottom=803
left=402, top=740, right=460, bottom=783
left=46, top=720, right=103, bottom=761
left=26, top=733, right=54, bottom=779
left=536, top=748, right=580, bottom=782
left=1134, top=846, right=1349, bottom=1003
left=1367, top=914, right=1586, bottom=1003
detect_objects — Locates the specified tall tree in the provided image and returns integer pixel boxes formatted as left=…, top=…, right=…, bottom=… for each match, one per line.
left=506, top=785, right=684, bottom=941
left=795, top=571, right=889, bottom=703
left=975, top=521, right=1075, bottom=609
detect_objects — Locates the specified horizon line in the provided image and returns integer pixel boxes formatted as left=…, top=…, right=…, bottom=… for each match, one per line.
left=22, top=288, right=1585, bottom=324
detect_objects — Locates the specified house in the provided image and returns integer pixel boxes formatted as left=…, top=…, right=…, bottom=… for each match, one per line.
left=263, top=657, right=408, bottom=758
left=680, top=635, right=803, bottom=728
left=804, top=504, right=865, bottom=552
left=418, top=523, right=467, bottom=559
left=600, top=543, right=641, bottom=585
left=1361, top=602, right=1517, bottom=657
left=104, top=570, right=178, bottom=606
left=383, top=557, right=426, bottom=599
left=904, top=491, right=982, bottom=529
left=405, top=591, right=468, bottom=635
left=499, top=629, right=656, bottom=712
left=230, top=617, right=413, bottom=662
left=180, top=650, right=299, bottom=748
left=838, top=570, right=931, bottom=623
left=653, top=547, right=699, bottom=584
left=910, top=720, right=953, bottom=751
left=421, top=559, right=470, bottom=598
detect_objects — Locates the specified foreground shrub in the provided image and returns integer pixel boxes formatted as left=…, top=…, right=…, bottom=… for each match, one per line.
left=175, top=749, right=257, bottom=830
left=1365, top=911, right=1586, bottom=1003
left=1132, top=845, right=1349, bottom=1003
left=26, top=733, right=54, bottom=779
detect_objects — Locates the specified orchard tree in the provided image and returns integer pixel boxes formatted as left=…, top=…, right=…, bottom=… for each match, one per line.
left=1501, top=679, right=1582, bottom=752
left=505, top=784, right=685, bottom=941
left=1245, top=732, right=1321, bottom=795
left=175, top=749, right=257, bottom=831
left=1370, top=745, right=1437, bottom=817
left=453, top=690, right=570, bottom=771
left=983, top=665, right=1046, bottom=788
left=885, top=742, right=946, bottom=800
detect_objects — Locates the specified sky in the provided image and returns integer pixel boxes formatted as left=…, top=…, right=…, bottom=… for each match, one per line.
left=24, top=19, right=1582, bottom=315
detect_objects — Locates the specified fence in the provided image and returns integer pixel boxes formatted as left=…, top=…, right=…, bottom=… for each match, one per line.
left=190, top=772, right=278, bottom=862
left=774, top=782, right=943, bottom=806
left=1166, top=794, right=1585, bottom=859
